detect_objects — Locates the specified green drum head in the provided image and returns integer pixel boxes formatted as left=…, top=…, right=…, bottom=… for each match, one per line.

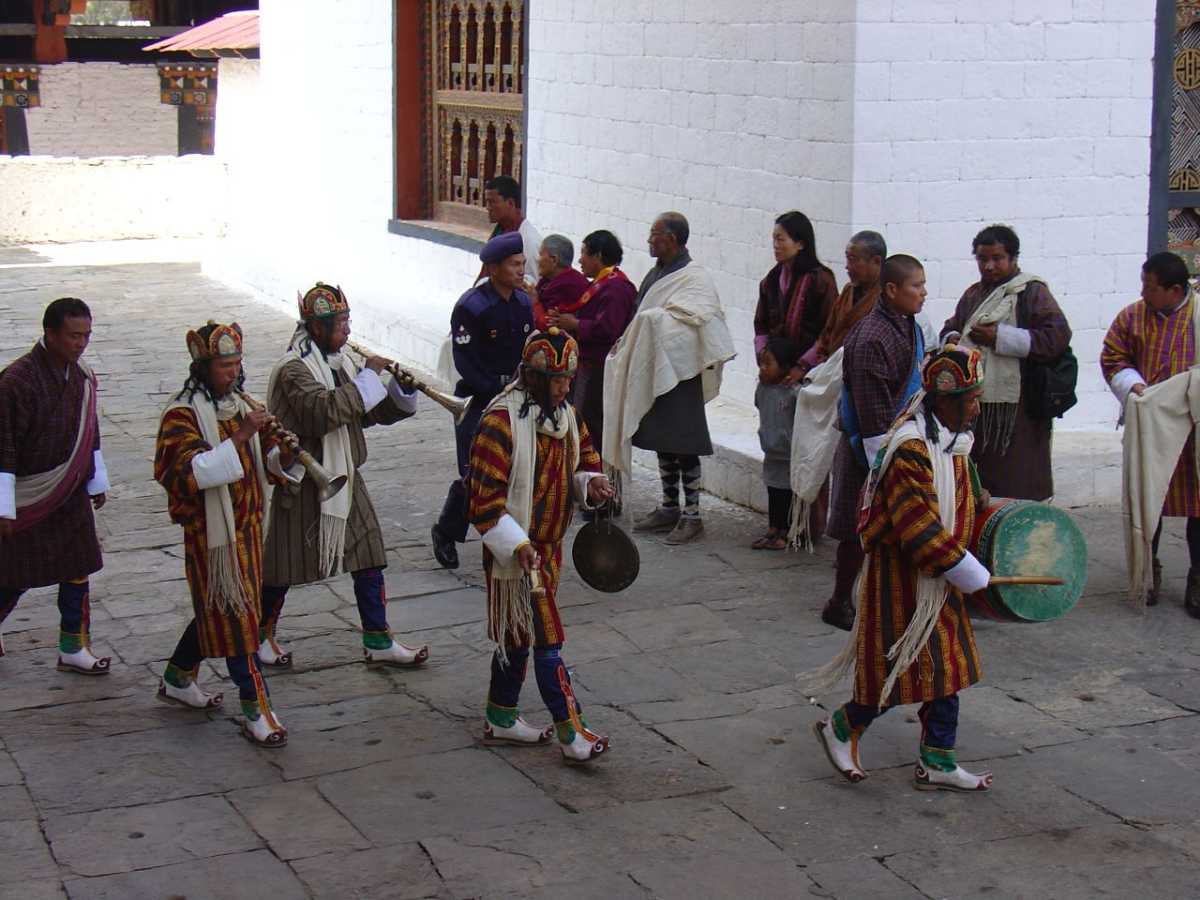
left=984, top=502, right=1087, bottom=621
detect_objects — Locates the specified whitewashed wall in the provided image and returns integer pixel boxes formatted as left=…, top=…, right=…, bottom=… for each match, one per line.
left=0, top=155, right=226, bottom=243
left=24, top=63, right=178, bottom=157
left=850, top=0, right=1157, bottom=430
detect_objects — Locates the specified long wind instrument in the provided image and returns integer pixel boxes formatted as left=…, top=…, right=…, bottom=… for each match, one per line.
left=346, top=340, right=472, bottom=424
left=237, top=391, right=348, bottom=502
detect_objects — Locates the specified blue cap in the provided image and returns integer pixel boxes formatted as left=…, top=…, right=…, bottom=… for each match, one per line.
left=479, top=231, right=523, bottom=264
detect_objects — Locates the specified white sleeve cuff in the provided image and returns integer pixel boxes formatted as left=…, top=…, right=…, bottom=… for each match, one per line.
left=482, top=512, right=530, bottom=561
left=573, top=471, right=605, bottom=508
left=353, top=368, right=388, bottom=413
left=191, top=438, right=245, bottom=490
left=86, top=449, right=110, bottom=495
left=385, top=375, right=419, bottom=414
left=944, top=551, right=990, bottom=594
left=1109, top=367, right=1145, bottom=407
left=0, top=472, right=13, bottom=519
left=862, top=433, right=886, bottom=466
left=995, top=323, right=1032, bottom=358
left=266, top=445, right=305, bottom=484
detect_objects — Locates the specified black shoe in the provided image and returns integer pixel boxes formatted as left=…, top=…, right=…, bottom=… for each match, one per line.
left=821, top=598, right=855, bottom=632
left=431, top=525, right=459, bottom=570
left=1147, top=558, right=1162, bottom=606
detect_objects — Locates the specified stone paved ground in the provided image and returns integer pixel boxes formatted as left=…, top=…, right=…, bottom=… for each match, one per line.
left=1, top=247, right=1198, bottom=900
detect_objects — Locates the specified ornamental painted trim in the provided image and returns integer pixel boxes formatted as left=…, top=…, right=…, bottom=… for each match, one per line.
left=1, top=66, right=40, bottom=109
left=157, top=63, right=218, bottom=108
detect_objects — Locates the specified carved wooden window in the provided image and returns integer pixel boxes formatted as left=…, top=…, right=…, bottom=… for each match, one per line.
left=427, top=0, right=524, bottom=228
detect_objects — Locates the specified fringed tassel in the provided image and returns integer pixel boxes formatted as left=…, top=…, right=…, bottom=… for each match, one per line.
left=975, top=403, right=1018, bottom=455
left=797, top=565, right=868, bottom=698
left=318, top=514, right=347, bottom=579
left=787, top=492, right=814, bottom=553
left=206, top=545, right=253, bottom=617
left=488, top=576, right=535, bottom=666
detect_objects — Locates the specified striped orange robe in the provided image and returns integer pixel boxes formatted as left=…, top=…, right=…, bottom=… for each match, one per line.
left=854, top=439, right=982, bottom=708
left=1101, top=298, right=1200, bottom=517
left=154, top=408, right=284, bottom=658
left=467, top=406, right=601, bottom=647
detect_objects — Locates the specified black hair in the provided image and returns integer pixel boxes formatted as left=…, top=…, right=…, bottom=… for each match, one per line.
left=582, top=229, right=624, bottom=266
left=1142, top=251, right=1191, bottom=292
left=43, top=297, right=91, bottom=331
left=775, top=210, right=823, bottom=275
left=485, top=175, right=521, bottom=207
left=972, top=224, right=1020, bottom=258
left=658, top=211, right=690, bottom=247
left=763, top=335, right=800, bottom=371
left=881, top=253, right=924, bottom=292
left=174, top=323, right=245, bottom=405
left=517, top=369, right=563, bottom=430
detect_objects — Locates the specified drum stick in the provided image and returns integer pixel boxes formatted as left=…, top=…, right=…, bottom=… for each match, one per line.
left=988, top=575, right=1064, bottom=586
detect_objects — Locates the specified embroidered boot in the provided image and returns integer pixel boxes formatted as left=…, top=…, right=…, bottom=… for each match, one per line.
left=158, top=678, right=223, bottom=710
left=363, top=635, right=430, bottom=668
left=812, top=709, right=867, bottom=783
left=913, top=745, right=992, bottom=792
left=257, top=636, right=293, bottom=669
left=483, top=704, right=553, bottom=745
left=1147, top=558, right=1163, bottom=606
left=557, top=719, right=610, bottom=764
left=56, top=646, right=111, bottom=676
left=240, top=699, right=287, bottom=748
left=1185, top=567, right=1200, bottom=620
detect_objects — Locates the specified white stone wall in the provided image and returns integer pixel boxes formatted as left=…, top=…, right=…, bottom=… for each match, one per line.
left=0, top=155, right=226, bottom=243
left=848, top=0, right=1157, bottom=430
left=24, top=62, right=178, bottom=157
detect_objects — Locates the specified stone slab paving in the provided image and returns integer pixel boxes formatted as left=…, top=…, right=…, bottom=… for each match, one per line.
left=0, top=252, right=1197, bottom=899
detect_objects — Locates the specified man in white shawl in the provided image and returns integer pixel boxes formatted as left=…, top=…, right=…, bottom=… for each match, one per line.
left=467, top=329, right=615, bottom=764
left=155, top=322, right=302, bottom=747
left=260, top=284, right=430, bottom=670
left=808, top=345, right=995, bottom=793
left=603, top=212, right=736, bottom=544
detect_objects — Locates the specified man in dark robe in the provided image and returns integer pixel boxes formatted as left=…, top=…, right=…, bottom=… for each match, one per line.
left=0, top=297, right=110, bottom=674
left=940, top=224, right=1072, bottom=501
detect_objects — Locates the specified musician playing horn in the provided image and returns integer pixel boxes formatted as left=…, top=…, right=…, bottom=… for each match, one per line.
left=468, top=328, right=614, bottom=764
left=259, top=283, right=430, bottom=669
left=154, top=322, right=300, bottom=746
left=809, top=338, right=995, bottom=792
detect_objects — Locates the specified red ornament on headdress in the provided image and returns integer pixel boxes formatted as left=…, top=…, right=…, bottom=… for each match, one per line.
left=522, top=327, right=579, bottom=376
left=186, top=321, right=243, bottom=362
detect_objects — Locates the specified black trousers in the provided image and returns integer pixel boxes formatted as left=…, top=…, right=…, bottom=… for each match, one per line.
left=435, top=398, right=487, bottom=543
left=1152, top=517, right=1200, bottom=567
left=766, top=486, right=791, bottom=532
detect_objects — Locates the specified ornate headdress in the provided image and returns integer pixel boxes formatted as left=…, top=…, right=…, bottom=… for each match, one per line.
left=521, top=327, right=578, bottom=376
left=923, top=344, right=984, bottom=396
left=186, top=321, right=243, bottom=362
left=298, top=282, right=350, bottom=321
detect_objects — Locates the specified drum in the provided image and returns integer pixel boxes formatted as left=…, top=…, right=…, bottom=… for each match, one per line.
left=968, top=499, right=1087, bottom=622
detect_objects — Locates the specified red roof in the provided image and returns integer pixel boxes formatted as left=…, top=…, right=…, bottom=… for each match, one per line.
left=145, top=10, right=258, bottom=53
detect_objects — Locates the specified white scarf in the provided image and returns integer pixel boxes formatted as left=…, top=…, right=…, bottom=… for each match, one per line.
left=787, top=346, right=844, bottom=550
left=268, top=325, right=356, bottom=578
left=958, top=271, right=1041, bottom=451
left=485, top=384, right=577, bottom=659
left=163, top=392, right=266, bottom=617
left=800, top=399, right=973, bottom=707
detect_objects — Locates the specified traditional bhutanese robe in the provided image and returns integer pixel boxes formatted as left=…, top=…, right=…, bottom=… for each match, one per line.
left=753, top=262, right=839, bottom=359
left=0, top=343, right=104, bottom=590
left=854, top=438, right=982, bottom=707
left=812, top=280, right=880, bottom=366
left=942, top=278, right=1072, bottom=501
left=1101, top=297, right=1200, bottom=517
left=155, top=407, right=285, bottom=658
left=467, top=405, right=602, bottom=647
left=263, top=359, right=413, bottom=586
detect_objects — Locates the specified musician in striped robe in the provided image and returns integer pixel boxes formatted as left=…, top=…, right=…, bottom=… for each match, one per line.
left=467, top=328, right=615, bottom=764
left=154, top=322, right=302, bottom=747
left=1101, top=252, right=1200, bottom=616
left=811, top=345, right=994, bottom=792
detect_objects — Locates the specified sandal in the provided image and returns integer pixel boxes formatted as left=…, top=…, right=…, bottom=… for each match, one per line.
left=751, top=531, right=781, bottom=550
left=760, top=536, right=787, bottom=551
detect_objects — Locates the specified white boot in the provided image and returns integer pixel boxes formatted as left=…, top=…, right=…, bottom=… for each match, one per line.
left=157, top=678, right=223, bottom=710
left=257, top=637, right=293, bottom=668
left=56, top=646, right=111, bottom=675
left=560, top=726, right=610, bottom=764
left=363, top=639, right=429, bottom=668
left=484, top=716, right=553, bottom=745
left=240, top=711, right=287, bottom=748
left=812, top=717, right=867, bottom=783
left=914, top=761, right=993, bottom=792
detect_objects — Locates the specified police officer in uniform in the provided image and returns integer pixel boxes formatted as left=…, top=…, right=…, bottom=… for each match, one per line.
left=431, top=231, right=535, bottom=568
